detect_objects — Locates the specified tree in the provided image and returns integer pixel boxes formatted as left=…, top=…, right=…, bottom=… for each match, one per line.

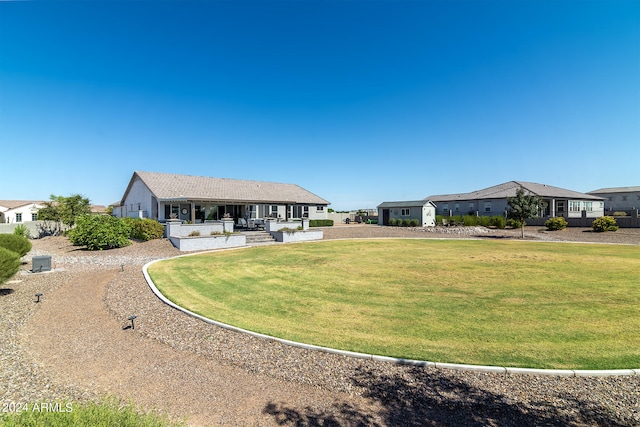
left=507, top=188, right=546, bottom=239
left=38, top=194, right=92, bottom=231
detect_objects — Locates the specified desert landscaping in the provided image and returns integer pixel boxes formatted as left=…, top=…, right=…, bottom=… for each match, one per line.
left=1, top=224, right=639, bottom=426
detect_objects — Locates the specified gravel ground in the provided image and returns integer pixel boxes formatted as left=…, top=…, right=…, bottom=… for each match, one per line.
left=1, top=225, right=639, bottom=426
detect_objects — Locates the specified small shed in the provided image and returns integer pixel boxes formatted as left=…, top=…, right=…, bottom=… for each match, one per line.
left=377, top=200, right=437, bottom=227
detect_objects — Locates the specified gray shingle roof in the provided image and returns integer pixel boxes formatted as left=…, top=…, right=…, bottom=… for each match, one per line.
left=427, top=181, right=604, bottom=202
left=377, top=200, right=436, bottom=208
left=126, top=171, right=330, bottom=205
left=588, top=186, right=640, bottom=194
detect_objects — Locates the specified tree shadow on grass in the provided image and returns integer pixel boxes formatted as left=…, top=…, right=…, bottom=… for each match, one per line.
left=264, top=366, right=628, bottom=426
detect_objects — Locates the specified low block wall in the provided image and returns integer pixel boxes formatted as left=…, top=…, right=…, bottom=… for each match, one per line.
left=270, top=230, right=323, bottom=243
left=169, top=234, right=246, bottom=251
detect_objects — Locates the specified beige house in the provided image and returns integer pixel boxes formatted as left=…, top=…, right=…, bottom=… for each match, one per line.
left=112, top=171, right=331, bottom=224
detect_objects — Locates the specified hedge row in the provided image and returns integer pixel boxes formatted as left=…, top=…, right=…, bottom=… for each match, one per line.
left=389, top=218, right=419, bottom=227
left=309, top=219, right=334, bottom=227
left=435, top=215, right=508, bottom=229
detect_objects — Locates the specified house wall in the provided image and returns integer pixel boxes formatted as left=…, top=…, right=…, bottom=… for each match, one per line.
left=590, top=190, right=640, bottom=212
left=437, top=199, right=509, bottom=217
left=1, top=204, right=43, bottom=223
left=119, top=177, right=153, bottom=219
left=436, top=198, right=604, bottom=219
left=377, top=204, right=436, bottom=227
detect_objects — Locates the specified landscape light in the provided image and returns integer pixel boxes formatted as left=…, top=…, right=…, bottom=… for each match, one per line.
left=127, top=315, right=137, bottom=330
left=35, top=293, right=43, bottom=303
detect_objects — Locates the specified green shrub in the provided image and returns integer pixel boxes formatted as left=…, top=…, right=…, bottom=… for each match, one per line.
left=545, top=217, right=568, bottom=231
left=592, top=216, right=618, bottom=232
left=477, top=216, right=491, bottom=227
left=490, top=216, right=507, bottom=229
left=612, top=211, right=628, bottom=217
left=13, top=224, right=31, bottom=239
left=0, top=234, right=32, bottom=257
left=68, top=215, right=132, bottom=250
left=409, top=218, right=419, bottom=227
left=124, top=218, right=165, bottom=241
left=388, top=218, right=397, bottom=226
left=0, top=247, right=21, bottom=284
left=188, top=230, right=201, bottom=236
left=309, top=219, right=334, bottom=227
left=462, top=215, right=477, bottom=226
left=435, top=215, right=444, bottom=225
left=506, top=218, right=522, bottom=229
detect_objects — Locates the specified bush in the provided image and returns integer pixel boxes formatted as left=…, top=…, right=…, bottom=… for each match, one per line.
left=0, top=234, right=32, bottom=257
left=545, top=217, right=568, bottom=231
left=477, top=216, right=491, bottom=227
left=611, top=211, right=628, bottom=217
left=124, top=218, right=165, bottom=241
left=409, top=218, right=419, bottom=227
left=13, top=224, right=31, bottom=239
left=188, top=230, right=201, bottom=236
left=68, top=215, right=132, bottom=250
left=592, top=216, right=618, bottom=232
left=506, top=218, right=522, bottom=229
left=388, top=218, right=397, bottom=226
left=309, top=219, right=334, bottom=227
left=0, top=247, right=21, bottom=284
left=490, top=216, right=507, bottom=229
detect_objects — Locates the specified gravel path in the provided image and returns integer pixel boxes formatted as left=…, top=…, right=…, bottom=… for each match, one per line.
left=2, top=226, right=639, bottom=426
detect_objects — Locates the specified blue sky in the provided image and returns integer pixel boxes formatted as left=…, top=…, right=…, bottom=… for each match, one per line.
left=1, top=1, right=638, bottom=210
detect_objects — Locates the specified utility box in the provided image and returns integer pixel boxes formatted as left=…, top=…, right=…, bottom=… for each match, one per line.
left=32, top=255, right=52, bottom=273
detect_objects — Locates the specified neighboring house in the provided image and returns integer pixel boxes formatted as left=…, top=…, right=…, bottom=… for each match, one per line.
left=587, top=186, right=640, bottom=212
left=427, top=181, right=605, bottom=219
left=112, top=171, right=331, bottom=223
left=0, top=200, right=45, bottom=223
left=377, top=200, right=437, bottom=227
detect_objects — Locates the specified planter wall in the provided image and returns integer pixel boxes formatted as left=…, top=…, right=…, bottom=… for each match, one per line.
left=270, top=229, right=323, bottom=243
left=169, top=234, right=246, bottom=251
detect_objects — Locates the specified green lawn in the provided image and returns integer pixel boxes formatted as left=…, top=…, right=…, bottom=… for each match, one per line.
left=148, top=239, right=640, bottom=369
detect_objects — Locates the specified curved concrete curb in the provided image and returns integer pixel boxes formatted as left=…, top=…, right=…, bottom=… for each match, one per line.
left=142, top=253, right=640, bottom=378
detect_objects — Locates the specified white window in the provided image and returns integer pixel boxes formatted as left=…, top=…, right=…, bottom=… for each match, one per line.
left=484, top=202, right=491, bottom=212
left=32, top=213, right=38, bottom=221
left=316, top=206, right=324, bottom=212
left=401, top=208, right=410, bottom=216
left=557, top=201, right=565, bottom=213
left=569, top=201, right=581, bottom=212
left=585, top=202, right=593, bottom=212
left=16, top=213, right=22, bottom=223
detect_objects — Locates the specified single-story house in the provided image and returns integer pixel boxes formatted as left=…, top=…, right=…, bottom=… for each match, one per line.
left=111, top=171, right=331, bottom=224
left=427, top=181, right=605, bottom=219
left=587, top=186, right=640, bottom=212
left=0, top=200, right=45, bottom=223
left=377, top=200, right=437, bottom=227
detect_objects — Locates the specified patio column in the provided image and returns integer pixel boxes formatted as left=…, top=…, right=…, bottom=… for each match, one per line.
left=190, top=202, right=196, bottom=223
left=550, top=199, right=555, bottom=217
